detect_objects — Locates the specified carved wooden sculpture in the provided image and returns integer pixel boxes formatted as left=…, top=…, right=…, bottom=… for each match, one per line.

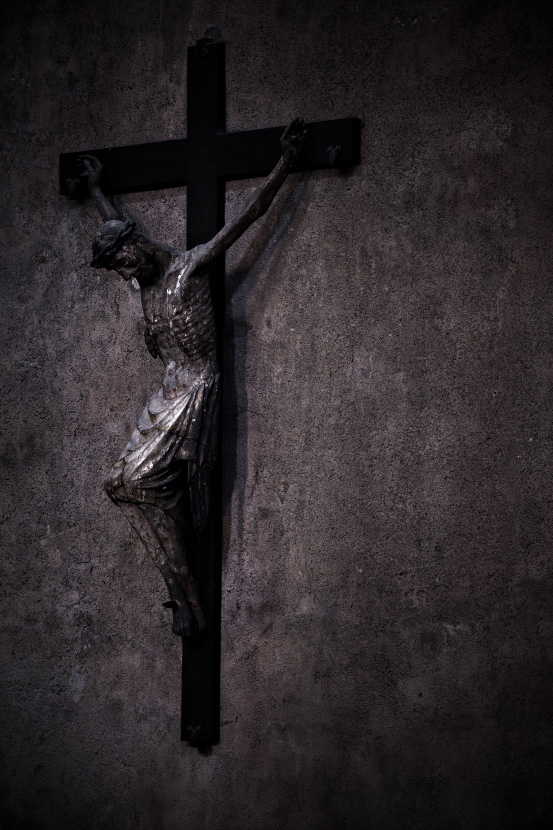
left=80, top=120, right=307, bottom=639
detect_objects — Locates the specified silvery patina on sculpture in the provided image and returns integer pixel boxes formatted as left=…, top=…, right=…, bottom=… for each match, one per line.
left=81, top=119, right=307, bottom=638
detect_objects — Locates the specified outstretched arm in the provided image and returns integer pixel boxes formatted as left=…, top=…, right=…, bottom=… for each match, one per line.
left=191, top=118, right=307, bottom=269
left=79, top=155, right=121, bottom=222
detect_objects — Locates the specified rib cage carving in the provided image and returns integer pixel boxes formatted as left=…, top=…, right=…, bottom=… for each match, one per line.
left=144, top=268, right=217, bottom=370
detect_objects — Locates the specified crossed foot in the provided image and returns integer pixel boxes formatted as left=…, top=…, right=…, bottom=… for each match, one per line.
left=163, top=576, right=206, bottom=638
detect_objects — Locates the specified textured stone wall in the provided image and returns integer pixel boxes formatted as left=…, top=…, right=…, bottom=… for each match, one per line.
left=1, top=1, right=553, bottom=828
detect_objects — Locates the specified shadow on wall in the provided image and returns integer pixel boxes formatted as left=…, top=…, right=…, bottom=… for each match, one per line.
left=221, top=172, right=312, bottom=565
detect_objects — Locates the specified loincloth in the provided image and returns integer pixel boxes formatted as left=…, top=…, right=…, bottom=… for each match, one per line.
left=105, top=374, right=220, bottom=530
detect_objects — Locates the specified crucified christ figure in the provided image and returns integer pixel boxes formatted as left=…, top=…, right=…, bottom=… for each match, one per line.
left=81, top=118, right=306, bottom=638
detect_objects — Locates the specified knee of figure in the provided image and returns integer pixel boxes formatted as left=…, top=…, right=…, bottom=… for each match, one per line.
left=104, top=469, right=123, bottom=502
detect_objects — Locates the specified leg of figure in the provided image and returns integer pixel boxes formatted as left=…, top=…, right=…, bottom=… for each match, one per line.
left=139, top=503, right=206, bottom=634
left=116, top=502, right=194, bottom=637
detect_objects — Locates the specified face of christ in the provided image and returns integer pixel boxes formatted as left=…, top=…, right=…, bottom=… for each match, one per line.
left=105, top=241, right=156, bottom=283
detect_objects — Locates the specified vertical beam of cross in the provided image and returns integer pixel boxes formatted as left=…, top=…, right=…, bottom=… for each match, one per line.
left=186, top=39, right=225, bottom=249
left=181, top=39, right=226, bottom=748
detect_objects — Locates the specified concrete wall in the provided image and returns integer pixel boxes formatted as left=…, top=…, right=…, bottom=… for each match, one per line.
left=1, top=1, right=553, bottom=827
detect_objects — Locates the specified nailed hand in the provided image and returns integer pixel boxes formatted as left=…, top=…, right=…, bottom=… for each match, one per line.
left=280, top=117, right=307, bottom=162
left=78, top=154, right=103, bottom=190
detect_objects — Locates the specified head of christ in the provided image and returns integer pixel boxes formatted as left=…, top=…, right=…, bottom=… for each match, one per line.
left=91, top=220, right=156, bottom=283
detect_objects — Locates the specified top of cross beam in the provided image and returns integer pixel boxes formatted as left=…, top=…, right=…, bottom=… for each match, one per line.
left=59, top=118, right=361, bottom=200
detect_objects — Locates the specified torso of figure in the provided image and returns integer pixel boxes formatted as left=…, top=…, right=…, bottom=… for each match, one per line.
left=141, top=250, right=218, bottom=399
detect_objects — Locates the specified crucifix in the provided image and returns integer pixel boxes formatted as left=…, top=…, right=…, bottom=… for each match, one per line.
left=60, top=37, right=360, bottom=749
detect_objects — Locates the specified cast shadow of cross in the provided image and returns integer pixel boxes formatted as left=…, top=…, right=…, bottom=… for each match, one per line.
left=222, top=171, right=312, bottom=570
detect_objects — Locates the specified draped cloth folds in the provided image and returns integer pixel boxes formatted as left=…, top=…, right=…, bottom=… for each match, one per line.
left=104, top=374, right=220, bottom=533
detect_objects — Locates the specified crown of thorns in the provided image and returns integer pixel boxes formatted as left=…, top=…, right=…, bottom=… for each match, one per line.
left=90, top=220, right=137, bottom=268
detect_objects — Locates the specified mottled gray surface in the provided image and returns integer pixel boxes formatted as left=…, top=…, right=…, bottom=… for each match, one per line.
left=1, top=1, right=553, bottom=828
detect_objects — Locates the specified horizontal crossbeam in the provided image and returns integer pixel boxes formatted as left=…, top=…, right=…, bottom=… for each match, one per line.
left=59, top=118, right=361, bottom=199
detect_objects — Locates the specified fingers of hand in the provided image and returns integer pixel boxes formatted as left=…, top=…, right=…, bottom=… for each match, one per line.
left=281, top=118, right=307, bottom=153
left=292, top=119, right=306, bottom=141
left=78, top=154, right=101, bottom=171
left=79, top=153, right=99, bottom=164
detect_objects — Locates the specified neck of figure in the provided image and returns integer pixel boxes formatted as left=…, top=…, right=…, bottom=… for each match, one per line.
left=135, top=246, right=170, bottom=289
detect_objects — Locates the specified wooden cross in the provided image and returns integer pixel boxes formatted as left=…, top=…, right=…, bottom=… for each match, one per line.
left=60, top=38, right=360, bottom=748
